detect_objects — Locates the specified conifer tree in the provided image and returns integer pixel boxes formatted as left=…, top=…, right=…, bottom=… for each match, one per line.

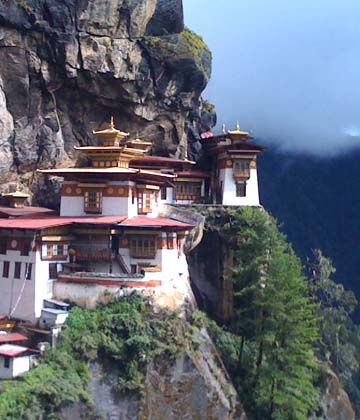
left=228, top=208, right=319, bottom=419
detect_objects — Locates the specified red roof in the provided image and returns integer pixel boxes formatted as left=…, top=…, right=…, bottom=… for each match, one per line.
left=0, top=206, right=55, bottom=218
left=0, top=215, right=193, bottom=230
left=0, top=333, right=27, bottom=343
left=0, top=344, right=28, bottom=357
left=120, top=216, right=194, bottom=229
left=0, top=215, right=127, bottom=230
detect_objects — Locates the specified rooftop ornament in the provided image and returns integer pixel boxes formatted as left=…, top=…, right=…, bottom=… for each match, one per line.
left=228, top=121, right=250, bottom=137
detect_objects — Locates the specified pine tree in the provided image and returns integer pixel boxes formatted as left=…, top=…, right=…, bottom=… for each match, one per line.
left=229, top=208, right=319, bottom=419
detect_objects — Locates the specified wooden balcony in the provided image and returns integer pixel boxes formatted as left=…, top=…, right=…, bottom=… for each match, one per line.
left=233, top=169, right=251, bottom=180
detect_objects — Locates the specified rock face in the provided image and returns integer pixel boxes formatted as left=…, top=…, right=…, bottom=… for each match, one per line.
left=188, top=223, right=234, bottom=323
left=0, top=0, right=212, bottom=203
left=309, top=368, right=355, bottom=420
left=85, top=329, right=245, bottom=420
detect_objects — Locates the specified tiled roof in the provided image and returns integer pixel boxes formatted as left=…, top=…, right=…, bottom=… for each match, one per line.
left=0, top=206, right=55, bottom=217
left=120, top=216, right=194, bottom=229
left=0, top=344, right=28, bottom=357
left=38, top=167, right=175, bottom=178
left=0, top=215, right=127, bottom=230
left=0, top=333, right=27, bottom=343
left=0, top=214, right=193, bottom=230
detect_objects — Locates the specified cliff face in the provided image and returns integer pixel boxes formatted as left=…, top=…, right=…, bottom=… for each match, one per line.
left=0, top=0, right=214, bottom=203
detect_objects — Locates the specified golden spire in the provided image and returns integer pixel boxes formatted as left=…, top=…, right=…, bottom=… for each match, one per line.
left=228, top=121, right=250, bottom=136
left=110, top=116, right=115, bottom=130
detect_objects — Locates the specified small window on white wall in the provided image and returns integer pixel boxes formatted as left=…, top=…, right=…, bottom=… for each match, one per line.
left=41, top=243, right=69, bottom=260
left=84, top=190, right=102, bottom=213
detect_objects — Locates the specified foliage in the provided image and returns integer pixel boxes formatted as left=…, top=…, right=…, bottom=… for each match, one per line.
left=0, top=293, right=198, bottom=419
left=196, top=207, right=320, bottom=420
left=307, top=250, right=360, bottom=416
left=142, top=27, right=211, bottom=77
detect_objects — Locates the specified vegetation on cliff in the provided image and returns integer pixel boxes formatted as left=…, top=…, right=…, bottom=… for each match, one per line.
left=194, top=207, right=320, bottom=419
left=0, top=294, right=199, bottom=419
left=306, top=250, right=360, bottom=416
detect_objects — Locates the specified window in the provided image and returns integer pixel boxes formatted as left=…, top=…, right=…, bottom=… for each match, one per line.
left=236, top=181, right=247, bottom=197
left=0, top=239, right=7, bottom=255
left=84, top=190, right=102, bottom=213
left=14, top=262, right=21, bottom=279
left=131, top=264, right=137, bottom=274
left=4, top=356, right=10, bottom=369
left=25, top=263, right=32, bottom=280
left=41, top=243, right=68, bottom=260
left=175, top=182, right=202, bottom=200
left=233, top=160, right=251, bottom=179
left=161, top=187, right=167, bottom=200
left=137, top=190, right=154, bottom=214
left=21, top=241, right=31, bottom=256
left=49, top=263, right=58, bottom=279
left=130, top=237, right=156, bottom=258
left=2, top=261, right=9, bottom=278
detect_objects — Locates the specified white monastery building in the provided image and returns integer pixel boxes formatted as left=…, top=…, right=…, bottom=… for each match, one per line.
left=0, top=119, right=265, bottom=325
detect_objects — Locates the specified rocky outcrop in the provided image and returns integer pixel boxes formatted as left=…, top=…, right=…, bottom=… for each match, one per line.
left=0, top=0, right=213, bottom=204
left=188, top=223, right=234, bottom=323
left=85, top=329, right=245, bottom=420
left=310, top=368, right=355, bottom=420
left=143, top=328, right=244, bottom=420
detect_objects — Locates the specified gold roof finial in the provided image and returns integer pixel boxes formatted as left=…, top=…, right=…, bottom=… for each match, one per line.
left=110, top=116, right=115, bottom=130
left=228, top=120, right=250, bottom=136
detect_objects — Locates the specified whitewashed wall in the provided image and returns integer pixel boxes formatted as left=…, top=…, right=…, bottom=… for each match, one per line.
left=0, top=355, right=30, bottom=379
left=221, top=168, right=260, bottom=206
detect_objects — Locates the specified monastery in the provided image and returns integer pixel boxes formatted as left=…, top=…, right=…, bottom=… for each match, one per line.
left=0, top=119, right=265, bottom=332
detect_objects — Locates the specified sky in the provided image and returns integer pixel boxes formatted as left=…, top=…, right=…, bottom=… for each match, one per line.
left=183, top=0, right=360, bottom=156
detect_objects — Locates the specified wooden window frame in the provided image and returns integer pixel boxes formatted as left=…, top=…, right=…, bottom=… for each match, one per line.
left=41, top=243, right=68, bottom=261
left=14, top=262, right=21, bottom=279
left=2, top=261, right=9, bottom=278
left=49, top=263, right=58, bottom=280
left=175, top=182, right=202, bottom=201
left=130, top=237, right=156, bottom=259
left=236, top=181, right=247, bottom=197
left=161, top=187, right=167, bottom=200
left=137, top=190, right=154, bottom=214
left=233, top=159, right=251, bottom=179
left=84, top=190, right=102, bottom=214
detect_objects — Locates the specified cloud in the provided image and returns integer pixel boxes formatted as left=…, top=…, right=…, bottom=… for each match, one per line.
left=183, top=0, right=360, bottom=155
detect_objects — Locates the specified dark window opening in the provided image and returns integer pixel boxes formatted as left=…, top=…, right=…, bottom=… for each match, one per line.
left=14, top=262, right=21, bottom=279
left=0, top=240, right=7, bottom=255
left=3, top=261, right=10, bottom=278
left=49, top=263, right=58, bottom=279
left=4, top=356, right=10, bottom=368
left=161, top=187, right=167, bottom=200
left=26, top=263, right=32, bottom=280
left=21, top=241, right=31, bottom=256
left=131, top=264, right=137, bottom=274
left=236, top=182, right=247, bottom=197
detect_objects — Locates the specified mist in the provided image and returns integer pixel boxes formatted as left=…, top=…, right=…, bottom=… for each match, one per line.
left=183, top=0, right=360, bottom=156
